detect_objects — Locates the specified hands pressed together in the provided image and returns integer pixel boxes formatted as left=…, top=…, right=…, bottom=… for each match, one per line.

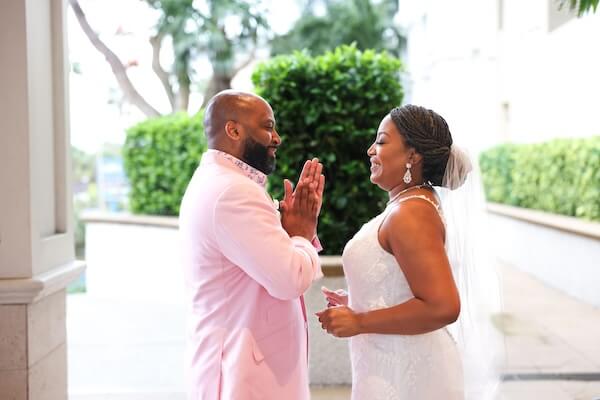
left=281, top=159, right=362, bottom=338
left=280, top=158, right=325, bottom=241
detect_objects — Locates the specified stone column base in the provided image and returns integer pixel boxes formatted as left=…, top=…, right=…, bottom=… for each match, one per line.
left=0, top=261, right=85, bottom=400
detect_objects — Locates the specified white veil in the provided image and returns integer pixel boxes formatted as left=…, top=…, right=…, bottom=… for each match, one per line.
left=439, top=146, right=505, bottom=400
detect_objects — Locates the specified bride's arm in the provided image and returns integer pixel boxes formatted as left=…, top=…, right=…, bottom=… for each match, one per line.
left=317, top=200, right=460, bottom=337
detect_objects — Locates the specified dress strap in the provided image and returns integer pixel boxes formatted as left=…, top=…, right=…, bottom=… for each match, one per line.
left=393, top=194, right=445, bottom=223
left=397, top=194, right=440, bottom=209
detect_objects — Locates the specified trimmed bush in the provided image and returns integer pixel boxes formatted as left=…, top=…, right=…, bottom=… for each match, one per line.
left=252, top=45, right=404, bottom=254
left=123, top=112, right=206, bottom=215
left=479, top=136, right=600, bottom=221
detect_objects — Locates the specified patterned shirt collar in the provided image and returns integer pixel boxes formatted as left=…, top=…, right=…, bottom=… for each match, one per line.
left=204, top=149, right=267, bottom=187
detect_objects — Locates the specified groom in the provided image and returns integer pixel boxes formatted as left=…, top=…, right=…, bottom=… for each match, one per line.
left=179, top=90, right=325, bottom=399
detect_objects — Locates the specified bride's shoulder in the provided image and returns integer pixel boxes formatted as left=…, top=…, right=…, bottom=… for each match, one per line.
left=378, top=200, right=445, bottom=254
left=388, top=198, right=436, bottom=222
left=383, top=193, right=444, bottom=234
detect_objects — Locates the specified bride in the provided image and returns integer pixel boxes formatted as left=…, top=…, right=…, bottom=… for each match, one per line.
left=317, top=104, right=501, bottom=399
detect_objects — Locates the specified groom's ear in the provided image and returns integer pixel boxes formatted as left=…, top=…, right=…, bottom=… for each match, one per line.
left=225, top=121, right=242, bottom=141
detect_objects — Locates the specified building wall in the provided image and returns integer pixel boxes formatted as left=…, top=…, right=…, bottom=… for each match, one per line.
left=398, top=0, right=600, bottom=151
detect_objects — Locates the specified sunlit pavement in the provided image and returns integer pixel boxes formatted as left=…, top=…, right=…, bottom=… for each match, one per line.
left=68, top=263, right=600, bottom=400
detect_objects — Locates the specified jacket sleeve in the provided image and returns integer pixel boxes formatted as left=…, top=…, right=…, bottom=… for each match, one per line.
left=213, top=182, right=322, bottom=300
left=312, top=236, right=323, bottom=252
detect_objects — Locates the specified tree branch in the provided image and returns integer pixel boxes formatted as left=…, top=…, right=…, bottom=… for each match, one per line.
left=69, top=0, right=161, bottom=117
left=232, top=46, right=257, bottom=76
left=150, top=33, right=175, bottom=111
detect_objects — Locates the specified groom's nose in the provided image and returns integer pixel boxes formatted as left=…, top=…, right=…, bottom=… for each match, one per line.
left=271, top=129, right=281, bottom=146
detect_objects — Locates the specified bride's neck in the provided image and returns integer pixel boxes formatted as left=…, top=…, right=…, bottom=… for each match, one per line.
left=388, top=182, right=426, bottom=200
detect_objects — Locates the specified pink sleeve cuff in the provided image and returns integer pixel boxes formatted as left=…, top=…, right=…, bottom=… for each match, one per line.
left=311, top=235, right=323, bottom=253
left=291, top=236, right=323, bottom=282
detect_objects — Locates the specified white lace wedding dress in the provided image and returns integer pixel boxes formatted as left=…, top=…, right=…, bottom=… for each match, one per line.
left=342, top=195, right=464, bottom=400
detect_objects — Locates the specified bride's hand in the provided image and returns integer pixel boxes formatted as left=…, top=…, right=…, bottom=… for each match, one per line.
left=315, top=306, right=361, bottom=338
left=321, top=286, right=348, bottom=307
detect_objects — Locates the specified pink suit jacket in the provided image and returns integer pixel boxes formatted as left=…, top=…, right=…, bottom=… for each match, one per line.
left=179, top=150, right=323, bottom=400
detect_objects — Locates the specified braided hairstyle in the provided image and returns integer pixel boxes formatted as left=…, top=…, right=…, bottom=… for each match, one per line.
left=389, top=104, right=453, bottom=186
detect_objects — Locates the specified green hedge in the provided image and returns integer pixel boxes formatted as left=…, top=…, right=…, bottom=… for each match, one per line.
left=252, top=45, right=404, bottom=254
left=479, top=136, right=600, bottom=221
left=123, top=112, right=206, bottom=215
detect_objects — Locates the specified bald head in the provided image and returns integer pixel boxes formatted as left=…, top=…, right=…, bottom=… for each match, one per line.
left=202, top=90, right=281, bottom=174
left=203, top=90, right=271, bottom=146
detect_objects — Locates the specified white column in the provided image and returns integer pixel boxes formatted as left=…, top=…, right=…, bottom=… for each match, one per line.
left=0, top=1, right=85, bottom=399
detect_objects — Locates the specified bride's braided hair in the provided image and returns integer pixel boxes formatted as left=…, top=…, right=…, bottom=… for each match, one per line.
left=389, top=104, right=453, bottom=186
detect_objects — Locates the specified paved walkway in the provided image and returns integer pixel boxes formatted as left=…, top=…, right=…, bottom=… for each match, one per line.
left=495, top=263, right=600, bottom=400
left=67, top=263, right=600, bottom=400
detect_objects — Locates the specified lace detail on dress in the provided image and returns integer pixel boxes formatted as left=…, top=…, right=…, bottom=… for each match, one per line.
left=342, top=202, right=464, bottom=400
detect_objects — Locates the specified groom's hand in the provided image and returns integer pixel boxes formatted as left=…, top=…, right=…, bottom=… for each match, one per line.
left=280, top=158, right=325, bottom=219
left=280, top=174, right=319, bottom=240
left=316, top=306, right=362, bottom=338
left=321, top=286, right=348, bottom=307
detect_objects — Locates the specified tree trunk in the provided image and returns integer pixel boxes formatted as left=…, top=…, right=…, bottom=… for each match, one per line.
left=150, top=33, right=175, bottom=111
left=200, top=47, right=256, bottom=108
left=176, top=75, right=191, bottom=112
left=201, top=74, right=233, bottom=108
left=69, top=0, right=161, bottom=118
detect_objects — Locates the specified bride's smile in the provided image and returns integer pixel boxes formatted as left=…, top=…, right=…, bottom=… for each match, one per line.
left=367, top=114, right=424, bottom=195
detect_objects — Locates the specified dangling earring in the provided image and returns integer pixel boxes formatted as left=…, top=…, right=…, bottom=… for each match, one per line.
left=403, top=163, right=412, bottom=184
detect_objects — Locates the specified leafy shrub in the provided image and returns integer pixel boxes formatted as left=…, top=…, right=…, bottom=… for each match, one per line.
left=252, top=45, right=404, bottom=254
left=479, top=144, right=520, bottom=206
left=123, top=112, right=206, bottom=215
left=479, top=137, right=600, bottom=221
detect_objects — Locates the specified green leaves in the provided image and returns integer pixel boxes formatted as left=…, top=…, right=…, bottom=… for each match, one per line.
left=143, top=0, right=269, bottom=105
left=252, top=45, right=403, bottom=254
left=123, top=112, right=206, bottom=216
left=479, top=137, right=600, bottom=221
left=270, top=0, right=403, bottom=57
left=559, top=0, right=600, bottom=16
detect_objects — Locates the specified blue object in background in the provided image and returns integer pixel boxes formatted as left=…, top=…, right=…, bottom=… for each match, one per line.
left=96, top=154, right=129, bottom=212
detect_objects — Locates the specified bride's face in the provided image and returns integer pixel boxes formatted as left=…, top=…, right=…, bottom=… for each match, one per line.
left=367, top=115, right=412, bottom=190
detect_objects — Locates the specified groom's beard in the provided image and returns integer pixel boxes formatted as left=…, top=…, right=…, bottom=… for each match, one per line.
left=242, top=136, right=276, bottom=175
